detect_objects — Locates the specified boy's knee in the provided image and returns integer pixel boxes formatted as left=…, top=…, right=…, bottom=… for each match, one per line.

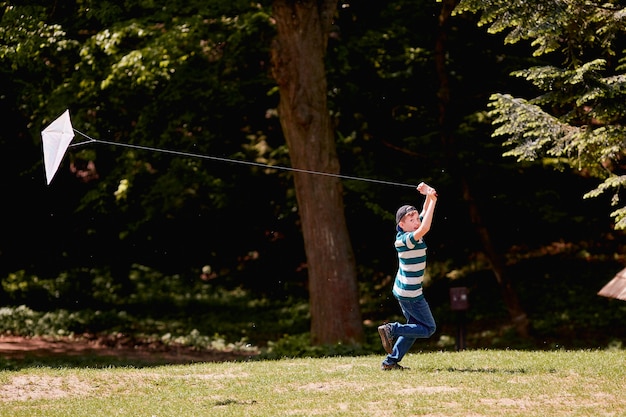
left=427, top=324, right=437, bottom=337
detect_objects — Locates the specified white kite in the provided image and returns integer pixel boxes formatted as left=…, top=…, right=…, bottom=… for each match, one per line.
left=41, top=109, right=74, bottom=185
left=40, top=109, right=419, bottom=188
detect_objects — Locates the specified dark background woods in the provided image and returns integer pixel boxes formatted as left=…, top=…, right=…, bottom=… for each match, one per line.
left=1, top=0, right=625, bottom=352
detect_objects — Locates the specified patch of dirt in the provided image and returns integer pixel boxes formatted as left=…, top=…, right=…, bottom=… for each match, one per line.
left=0, top=375, right=95, bottom=401
left=0, top=335, right=258, bottom=364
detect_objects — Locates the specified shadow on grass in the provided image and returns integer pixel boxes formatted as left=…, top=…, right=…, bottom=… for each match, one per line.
left=0, top=341, right=259, bottom=370
left=1, top=355, right=176, bottom=370
left=438, top=367, right=535, bottom=374
left=0, top=353, right=259, bottom=370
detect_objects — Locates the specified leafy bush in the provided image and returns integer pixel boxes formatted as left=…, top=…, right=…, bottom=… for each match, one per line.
left=0, top=305, right=39, bottom=335
left=2, top=252, right=626, bottom=356
left=0, top=306, right=133, bottom=337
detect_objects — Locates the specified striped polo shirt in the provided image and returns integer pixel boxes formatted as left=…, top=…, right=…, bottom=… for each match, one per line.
left=392, top=230, right=427, bottom=301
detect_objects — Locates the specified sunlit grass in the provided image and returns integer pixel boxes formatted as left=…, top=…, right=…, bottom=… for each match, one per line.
left=1, top=350, right=625, bottom=417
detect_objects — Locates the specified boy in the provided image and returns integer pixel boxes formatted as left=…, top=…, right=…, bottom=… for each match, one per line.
left=378, top=182, right=438, bottom=370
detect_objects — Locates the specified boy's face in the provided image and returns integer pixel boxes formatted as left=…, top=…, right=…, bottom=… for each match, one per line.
left=399, top=210, right=421, bottom=232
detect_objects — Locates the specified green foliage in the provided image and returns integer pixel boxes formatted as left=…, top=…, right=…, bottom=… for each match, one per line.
left=0, top=262, right=313, bottom=350
left=1, top=0, right=289, bottom=287
left=456, top=0, right=626, bottom=228
left=5, top=245, right=626, bottom=354
left=0, top=4, right=78, bottom=70
left=2, top=267, right=123, bottom=308
left=490, top=94, right=567, bottom=161
left=454, top=0, right=626, bottom=59
left=0, top=304, right=256, bottom=353
left=0, top=305, right=128, bottom=337
left=2, top=0, right=606, bottom=288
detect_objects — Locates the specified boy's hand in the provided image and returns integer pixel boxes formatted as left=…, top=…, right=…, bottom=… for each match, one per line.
left=417, top=182, right=437, bottom=197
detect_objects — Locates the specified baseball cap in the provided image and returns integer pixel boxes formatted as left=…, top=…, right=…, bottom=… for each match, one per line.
left=395, top=205, right=417, bottom=231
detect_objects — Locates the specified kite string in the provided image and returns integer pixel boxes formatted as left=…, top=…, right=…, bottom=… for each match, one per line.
left=71, top=128, right=418, bottom=189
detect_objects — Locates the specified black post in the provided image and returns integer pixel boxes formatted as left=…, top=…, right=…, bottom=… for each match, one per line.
left=456, top=311, right=466, bottom=351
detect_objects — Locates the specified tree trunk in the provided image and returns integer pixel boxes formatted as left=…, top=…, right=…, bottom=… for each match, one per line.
left=435, top=0, right=529, bottom=337
left=270, top=0, right=364, bottom=344
left=461, top=179, right=530, bottom=337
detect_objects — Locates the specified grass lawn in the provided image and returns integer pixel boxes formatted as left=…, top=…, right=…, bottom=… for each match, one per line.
left=0, top=350, right=625, bottom=417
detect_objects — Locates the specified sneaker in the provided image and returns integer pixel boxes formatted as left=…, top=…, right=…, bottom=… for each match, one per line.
left=377, top=323, right=393, bottom=354
left=381, top=362, right=407, bottom=371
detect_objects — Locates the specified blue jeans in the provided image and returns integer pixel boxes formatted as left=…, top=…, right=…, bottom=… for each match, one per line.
left=383, top=297, right=436, bottom=365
